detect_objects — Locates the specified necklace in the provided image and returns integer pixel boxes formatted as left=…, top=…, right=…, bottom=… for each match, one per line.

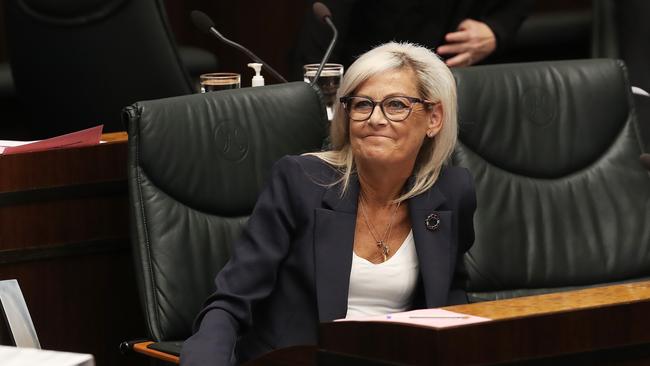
left=359, top=192, right=401, bottom=262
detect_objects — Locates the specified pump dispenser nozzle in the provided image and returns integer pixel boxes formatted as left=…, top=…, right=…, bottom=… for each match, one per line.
left=247, top=63, right=265, bottom=87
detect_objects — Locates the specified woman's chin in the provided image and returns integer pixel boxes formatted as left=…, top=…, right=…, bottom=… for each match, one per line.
left=356, top=147, right=402, bottom=165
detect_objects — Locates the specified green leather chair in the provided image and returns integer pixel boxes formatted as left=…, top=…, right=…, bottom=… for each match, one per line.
left=452, top=59, right=650, bottom=302
left=123, top=82, right=327, bottom=360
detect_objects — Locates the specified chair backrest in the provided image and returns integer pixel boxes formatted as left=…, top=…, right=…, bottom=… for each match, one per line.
left=452, top=59, right=650, bottom=302
left=0, top=280, right=40, bottom=348
left=126, top=82, right=328, bottom=342
left=5, top=0, right=194, bottom=137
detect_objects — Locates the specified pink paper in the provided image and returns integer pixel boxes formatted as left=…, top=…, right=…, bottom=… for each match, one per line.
left=2, top=125, right=103, bottom=155
left=336, top=308, right=491, bottom=328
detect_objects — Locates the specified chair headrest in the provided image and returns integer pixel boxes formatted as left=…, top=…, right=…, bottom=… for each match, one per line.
left=453, top=59, right=633, bottom=178
left=127, top=82, right=327, bottom=216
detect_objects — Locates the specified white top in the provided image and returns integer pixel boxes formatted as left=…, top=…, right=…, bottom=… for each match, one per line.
left=346, top=230, right=419, bottom=318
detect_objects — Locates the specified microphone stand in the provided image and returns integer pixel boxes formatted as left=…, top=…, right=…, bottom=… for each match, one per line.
left=311, top=16, right=338, bottom=86
left=208, top=27, right=288, bottom=84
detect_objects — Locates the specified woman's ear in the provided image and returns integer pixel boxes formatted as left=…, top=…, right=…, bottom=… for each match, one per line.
left=426, top=103, right=443, bottom=137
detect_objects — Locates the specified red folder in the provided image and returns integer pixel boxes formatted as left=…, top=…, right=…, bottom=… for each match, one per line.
left=1, top=125, right=103, bottom=155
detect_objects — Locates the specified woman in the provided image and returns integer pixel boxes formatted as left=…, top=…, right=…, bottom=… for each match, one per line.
left=181, top=42, right=476, bottom=366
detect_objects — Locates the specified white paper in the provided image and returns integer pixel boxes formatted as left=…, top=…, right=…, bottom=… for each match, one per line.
left=0, top=140, right=37, bottom=147
left=0, top=346, right=94, bottom=366
left=336, top=308, right=491, bottom=328
left=0, top=140, right=38, bottom=155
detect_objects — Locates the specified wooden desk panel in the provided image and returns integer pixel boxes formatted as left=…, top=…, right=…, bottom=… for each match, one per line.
left=318, top=281, right=650, bottom=365
left=0, top=132, right=146, bottom=366
left=0, top=132, right=127, bottom=192
left=0, top=196, right=127, bottom=251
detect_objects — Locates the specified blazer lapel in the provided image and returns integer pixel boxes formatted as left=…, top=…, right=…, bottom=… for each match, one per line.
left=313, top=176, right=359, bottom=321
left=408, top=186, right=452, bottom=308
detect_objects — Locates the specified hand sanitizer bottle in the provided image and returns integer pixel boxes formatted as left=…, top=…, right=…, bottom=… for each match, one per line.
left=247, top=63, right=265, bottom=87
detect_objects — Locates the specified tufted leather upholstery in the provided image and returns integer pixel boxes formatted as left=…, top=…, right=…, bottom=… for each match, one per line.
left=452, top=59, right=650, bottom=302
left=125, top=82, right=327, bottom=342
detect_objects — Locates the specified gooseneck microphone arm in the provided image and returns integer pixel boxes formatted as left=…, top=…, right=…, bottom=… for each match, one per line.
left=190, top=10, right=287, bottom=83
left=311, top=2, right=338, bottom=86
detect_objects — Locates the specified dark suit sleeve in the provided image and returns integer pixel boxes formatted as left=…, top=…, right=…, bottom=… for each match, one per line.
left=480, top=0, right=534, bottom=56
left=180, top=157, right=300, bottom=366
left=448, top=168, right=477, bottom=305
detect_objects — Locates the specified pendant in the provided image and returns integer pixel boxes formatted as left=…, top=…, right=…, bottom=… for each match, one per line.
left=376, top=240, right=390, bottom=262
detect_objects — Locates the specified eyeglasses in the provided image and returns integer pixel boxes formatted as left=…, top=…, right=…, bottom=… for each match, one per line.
left=339, top=95, right=432, bottom=122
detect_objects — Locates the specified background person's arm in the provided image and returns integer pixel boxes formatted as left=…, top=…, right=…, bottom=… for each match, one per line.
left=437, top=0, right=534, bottom=67
left=436, top=19, right=497, bottom=67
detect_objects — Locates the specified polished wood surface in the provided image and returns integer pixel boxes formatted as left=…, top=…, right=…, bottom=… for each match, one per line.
left=444, top=280, right=650, bottom=320
left=317, top=281, right=650, bottom=365
left=100, top=131, right=127, bottom=143
left=0, top=134, right=146, bottom=366
left=133, top=341, right=180, bottom=364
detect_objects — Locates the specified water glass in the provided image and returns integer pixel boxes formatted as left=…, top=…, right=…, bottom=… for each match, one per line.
left=303, top=63, right=344, bottom=120
left=200, top=73, right=241, bottom=93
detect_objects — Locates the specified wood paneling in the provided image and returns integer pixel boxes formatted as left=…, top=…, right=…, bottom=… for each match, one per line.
left=163, top=0, right=308, bottom=84
left=0, top=135, right=146, bottom=366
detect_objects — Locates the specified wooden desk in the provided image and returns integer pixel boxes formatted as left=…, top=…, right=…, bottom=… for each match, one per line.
left=317, top=281, right=650, bottom=365
left=156, top=278, right=650, bottom=365
left=0, top=132, right=146, bottom=366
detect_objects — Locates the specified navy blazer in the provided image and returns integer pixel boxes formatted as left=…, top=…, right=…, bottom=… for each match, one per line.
left=181, top=155, right=476, bottom=366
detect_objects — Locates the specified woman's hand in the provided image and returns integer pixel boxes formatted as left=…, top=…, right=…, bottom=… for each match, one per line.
left=436, top=19, right=496, bottom=67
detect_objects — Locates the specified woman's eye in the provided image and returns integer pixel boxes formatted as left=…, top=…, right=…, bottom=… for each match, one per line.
left=386, top=99, right=409, bottom=110
left=352, top=100, right=373, bottom=110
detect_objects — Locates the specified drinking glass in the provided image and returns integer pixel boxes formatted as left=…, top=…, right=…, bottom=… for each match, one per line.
left=200, top=73, right=241, bottom=93
left=303, top=63, right=344, bottom=120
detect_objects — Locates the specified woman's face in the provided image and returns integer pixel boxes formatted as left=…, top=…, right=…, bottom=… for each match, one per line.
left=348, top=67, right=442, bottom=168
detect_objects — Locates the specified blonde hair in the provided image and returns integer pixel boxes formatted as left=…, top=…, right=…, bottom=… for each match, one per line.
left=308, top=42, right=458, bottom=202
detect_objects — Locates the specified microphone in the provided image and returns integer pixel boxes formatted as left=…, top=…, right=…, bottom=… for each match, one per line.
left=190, top=10, right=287, bottom=83
left=641, top=153, right=650, bottom=171
left=310, top=2, right=338, bottom=86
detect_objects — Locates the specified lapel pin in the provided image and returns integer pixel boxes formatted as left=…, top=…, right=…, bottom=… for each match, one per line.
left=425, top=213, right=440, bottom=231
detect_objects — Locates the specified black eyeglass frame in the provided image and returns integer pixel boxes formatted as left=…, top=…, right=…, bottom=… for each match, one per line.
left=339, top=95, right=433, bottom=122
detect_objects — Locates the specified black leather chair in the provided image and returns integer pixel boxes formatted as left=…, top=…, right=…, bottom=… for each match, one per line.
left=124, top=82, right=327, bottom=359
left=5, top=0, right=217, bottom=138
left=452, top=59, right=650, bottom=302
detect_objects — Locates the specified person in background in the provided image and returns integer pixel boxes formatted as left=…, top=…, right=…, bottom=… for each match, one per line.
left=291, top=0, right=533, bottom=79
left=181, top=42, right=476, bottom=366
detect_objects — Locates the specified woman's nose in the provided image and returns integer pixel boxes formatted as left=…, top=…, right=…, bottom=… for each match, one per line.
left=367, top=104, right=388, bottom=126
